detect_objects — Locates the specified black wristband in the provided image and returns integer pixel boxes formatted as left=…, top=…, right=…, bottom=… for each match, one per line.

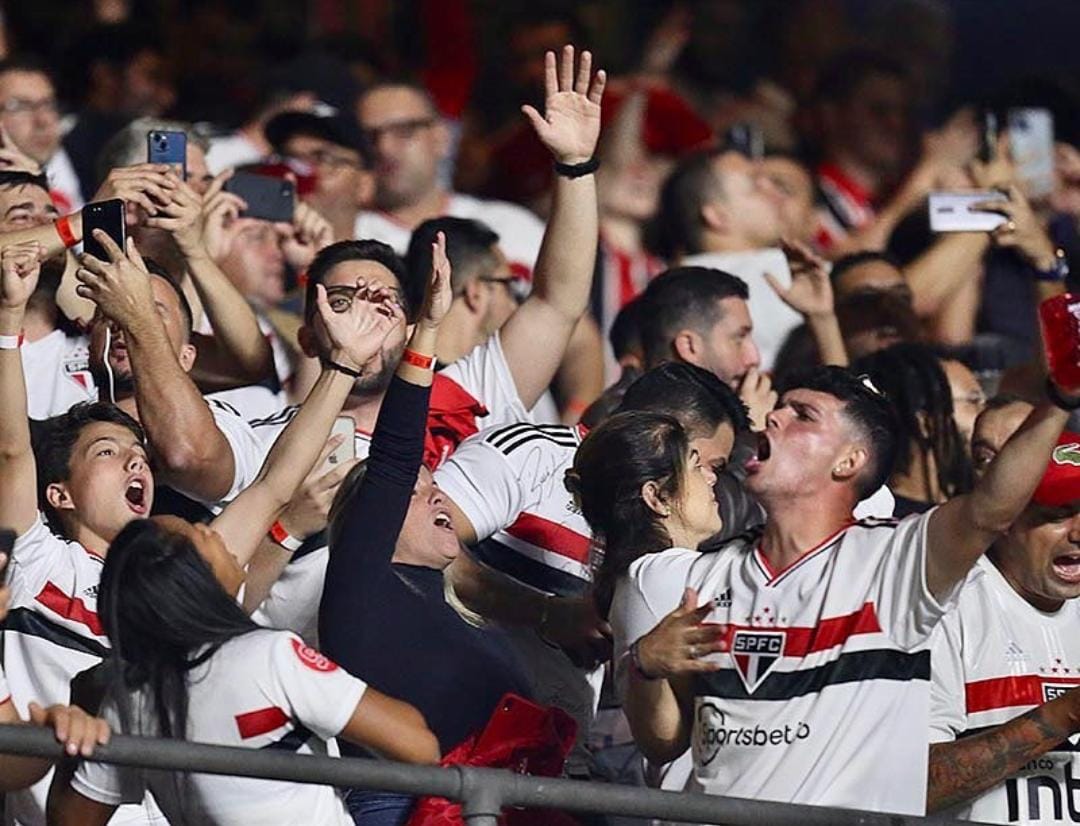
left=322, top=357, right=362, bottom=379
left=1046, top=377, right=1080, bottom=411
left=553, top=157, right=599, bottom=178
left=629, top=639, right=661, bottom=681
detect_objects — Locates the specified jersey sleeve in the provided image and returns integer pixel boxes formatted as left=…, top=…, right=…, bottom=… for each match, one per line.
left=871, top=509, right=964, bottom=649
left=207, top=399, right=266, bottom=503
left=438, top=333, right=530, bottom=429
left=272, top=633, right=367, bottom=740
left=6, top=515, right=75, bottom=601
left=928, top=614, right=968, bottom=743
left=433, top=430, right=526, bottom=541
left=71, top=701, right=144, bottom=807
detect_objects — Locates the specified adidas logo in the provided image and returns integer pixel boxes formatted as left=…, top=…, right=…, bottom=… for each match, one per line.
left=1005, top=641, right=1026, bottom=663
left=714, top=588, right=732, bottom=609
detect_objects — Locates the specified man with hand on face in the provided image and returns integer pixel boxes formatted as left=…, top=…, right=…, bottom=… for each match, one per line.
left=928, top=432, right=1080, bottom=823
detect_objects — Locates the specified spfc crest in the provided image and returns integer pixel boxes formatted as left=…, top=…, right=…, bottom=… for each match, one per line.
left=731, top=630, right=785, bottom=693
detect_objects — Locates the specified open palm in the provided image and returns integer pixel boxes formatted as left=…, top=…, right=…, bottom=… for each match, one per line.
left=766, top=240, right=835, bottom=319
left=522, top=45, right=606, bottom=165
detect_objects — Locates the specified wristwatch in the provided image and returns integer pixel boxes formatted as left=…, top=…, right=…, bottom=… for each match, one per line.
left=1034, top=248, right=1070, bottom=283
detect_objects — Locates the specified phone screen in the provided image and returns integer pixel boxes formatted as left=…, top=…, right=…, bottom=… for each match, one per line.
left=82, top=199, right=127, bottom=260
left=1009, top=108, right=1054, bottom=198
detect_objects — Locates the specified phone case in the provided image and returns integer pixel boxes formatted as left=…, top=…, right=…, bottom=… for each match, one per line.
left=1009, top=108, right=1054, bottom=198
left=147, top=130, right=187, bottom=176
left=928, top=191, right=1008, bottom=233
left=83, top=199, right=127, bottom=260
left=224, top=173, right=295, bottom=223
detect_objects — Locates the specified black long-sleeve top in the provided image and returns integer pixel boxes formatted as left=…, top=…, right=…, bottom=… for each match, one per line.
left=319, top=375, right=532, bottom=755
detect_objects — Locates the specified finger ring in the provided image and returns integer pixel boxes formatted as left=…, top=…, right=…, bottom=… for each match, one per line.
left=1006, top=220, right=1017, bottom=232
left=689, top=644, right=699, bottom=659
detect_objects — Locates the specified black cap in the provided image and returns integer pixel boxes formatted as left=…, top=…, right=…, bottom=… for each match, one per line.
left=264, top=109, right=369, bottom=164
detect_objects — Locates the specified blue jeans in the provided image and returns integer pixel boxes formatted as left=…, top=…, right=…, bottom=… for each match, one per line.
left=345, top=789, right=414, bottom=826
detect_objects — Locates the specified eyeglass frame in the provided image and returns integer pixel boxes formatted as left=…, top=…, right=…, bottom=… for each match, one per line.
left=0, top=97, right=59, bottom=117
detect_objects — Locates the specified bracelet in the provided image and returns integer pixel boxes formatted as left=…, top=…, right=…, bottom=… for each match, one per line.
left=1046, top=377, right=1080, bottom=411
left=1034, top=248, right=1070, bottom=283
left=0, top=331, right=24, bottom=350
left=629, top=638, right=661, bottom=681
left=54, top=215, right=78, bottom=248
left=321, top=357, right=363, bottom=378
left=401, top=348, right=435, bottom=370
left=269, top=520, right=303, bottom=552
left=553, top=157, right=599, bottom=179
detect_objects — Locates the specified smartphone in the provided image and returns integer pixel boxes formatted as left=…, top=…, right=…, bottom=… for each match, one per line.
left=1009, top=108, right=1054, bottom=198
left=928, top=191, right=1009, bottom=233
left=726, top=122, right=764, bottom=160
left=248, top=161, right=318, bottom=197
left=322, top=416, right=356, bottom=474
left=224, top=172, right=295, bottom=223
left=977, top=110, right=998, bottom=164
left=82, top=199, right=127, bottom=260
left=147, top=129, right=187, bottom=178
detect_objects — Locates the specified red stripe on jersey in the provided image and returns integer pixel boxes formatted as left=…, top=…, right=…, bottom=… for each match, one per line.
left=504, top=513, right=591, bottom=564
left=966, top=675, right=1080, bottom=714
left=235, top=706, right=290, bottom=739
left=35, top=581, right=103, bottom=637
left=0, top=695, right=10, bottom=706
left=754, top=523, right=853, bottom=586
left=715, top=602, right=881, bottom=656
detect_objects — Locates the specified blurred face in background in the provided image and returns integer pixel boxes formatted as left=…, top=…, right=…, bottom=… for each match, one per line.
left=760, top=156, right=816, bottom=243
left=0, top=69, right=61, bottom=164
left=941, top=359, right=985, bottom=450
left=823, top=72, right=911, bottom=178
left=219, top=219, right=286, bottom=306
left=599, top=152, right=674, bottom=224
left=709, top=152, right=784, bottom=248
left=283, top=133, right=371, bottom=217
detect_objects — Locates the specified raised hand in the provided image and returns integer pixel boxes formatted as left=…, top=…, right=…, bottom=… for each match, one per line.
left=0, top=241, right=44, bottom=310
left=766, top=239, right=835, bottom=320
left=973, top=184, right=1058, bottom=270
left=93, top=163, right=179, bottom=221
left=278, top=201, right=334, bottom=271
left=316, top=277, right=405, bottom=374
left=633, top=588, right=725, bottom=680
left=144, top=173, right=206, bottom=255
left=417, top=230, right=453, bottom=329
left=521, top=45, right=606, bottom=165
left=738, top=368, right=777, bottom=432
left=75, top=232, right=156, bottom=332
left=0, top=125, right=42, bottom=174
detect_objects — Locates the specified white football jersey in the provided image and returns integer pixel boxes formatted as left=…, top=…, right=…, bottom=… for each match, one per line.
left=612, top=511, right=957, bottom=816
left=930, top=557, right=1080, bottom=824
left=20, top=330, right=96, bottom=420
left=434, top=421, right=592, bottom=596
left=2, top=517, right=165, bottom=826
left=353, top=192, right=545, bottom=276
left=73, top=630, right=364, bottom=826
left=0, top=666, right=9, bottom=706
left=248, top=334, right=530, bottom=643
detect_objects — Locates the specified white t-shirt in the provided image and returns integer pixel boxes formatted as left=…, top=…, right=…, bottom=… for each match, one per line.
left=354, top=193, right=545, bottom=276
left=3, top=517, right=165, bottom=826
left=205, top=133, right=265, bottom=176
left=21, top=330, right=96, bottom=420
left=930, top=557, right=1080, bottom=824
left=0, top=667, right=9, bottom=706
left=249, top=333, right=530, bottom=643
left=434, top=421, right=592, bottom=596
left=201, top=312, right=293, bottom=422
left=612, top=512, right=957, bottom=816
left=45, top=148, right=84, bottom=213
left=681, top=249, right=802, bottom=372
left=73, top=630, right=364, bottom=826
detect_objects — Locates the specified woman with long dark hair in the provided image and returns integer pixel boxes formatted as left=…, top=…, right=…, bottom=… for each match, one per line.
left=853, top=342, right=973, bottom=516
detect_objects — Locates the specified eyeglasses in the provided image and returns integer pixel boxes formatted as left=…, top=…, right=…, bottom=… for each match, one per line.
left=287, top=148, right=361, bottom=170
left=359, top=117, right=436, bottom=147
left=323, top=284, right=405, bottom=314
left=0, top=97, right=59, bottom=117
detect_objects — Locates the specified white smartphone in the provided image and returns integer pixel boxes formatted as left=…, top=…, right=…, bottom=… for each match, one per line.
left=928, top=191, right=1009, bottom=233
left=1008, top=108, right=1054, bottom=198
left=322, top=415, right=356, bottom=473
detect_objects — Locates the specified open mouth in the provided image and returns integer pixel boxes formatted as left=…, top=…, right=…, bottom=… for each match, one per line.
left=745, top=433, right=771, bottom=473
left=124, top=479, right=148, bottom=514
left=433, top=510, right=454, bottom=532
left=1052, top=553, right=1080, bottom=583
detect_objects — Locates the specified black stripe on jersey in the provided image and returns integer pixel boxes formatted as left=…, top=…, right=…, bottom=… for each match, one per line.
left=249, top=406, right=300, bottom=429
left=487, top=422, right=535, bottom=448
left=4, top=607, right=109, bottom=659
left=501, top=431, right=579, bottom=456
left=261, top=723, right=313, bottom=752
left=960, top=724, right=1080, bottom=753
left=472, top=539, right=590, bottom=598
left=208, top=398, right=242, bottom=418
left=694, top=648, right=930, bottom=701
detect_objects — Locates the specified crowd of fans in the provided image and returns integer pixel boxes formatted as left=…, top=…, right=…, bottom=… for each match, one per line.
left=0, top=1, right=1078, bottom=825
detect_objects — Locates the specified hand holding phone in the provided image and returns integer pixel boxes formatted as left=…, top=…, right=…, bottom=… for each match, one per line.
left=81, top=199, right=127, bottom=260
left=928, top=191, right=1009, bottom=233
left=224, top=172, right=295, bottom=223
left=147, top=130, right=187, bottom=179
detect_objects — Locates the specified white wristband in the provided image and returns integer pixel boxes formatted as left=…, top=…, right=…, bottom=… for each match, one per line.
left=0, top=332, right=24, bottom=350
left=269, top=520, right=303, bottom=552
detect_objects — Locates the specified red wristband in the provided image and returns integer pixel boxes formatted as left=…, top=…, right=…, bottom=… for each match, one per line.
left=269, top=520, right=303, bottom=552
left=54, top=215, right=77, bottom=248
left=401, top=348, right=434, bottom=370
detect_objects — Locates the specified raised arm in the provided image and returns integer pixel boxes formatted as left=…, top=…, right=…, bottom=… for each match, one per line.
left=0, top=242, right=45, bottom=537
left=766, top=239, right=848, bottom=368
left=211, top=281, right=404, bottom=568
left=927, top=688, right=1080, bottom=812
left=500, top=45, right=605, bottom=409
left=927, top=396, right=1070, bottom=598
left=148, top=171, right=274, bottom=386
left=75, top=231, right=238, bottom=503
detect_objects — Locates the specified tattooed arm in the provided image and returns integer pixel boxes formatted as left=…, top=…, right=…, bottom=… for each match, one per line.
left=927, top=687, right=1080, bottom=813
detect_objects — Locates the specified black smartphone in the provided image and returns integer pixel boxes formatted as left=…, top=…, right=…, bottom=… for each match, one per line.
left=82, top=199, right=126, bottom=261
left=978, top=110, right=998, bottom=163
left=726, top=122, right=764, bottom=160
left=147, top=129, right=187, bottom=177
left=224, top=172, right=295, bottom=223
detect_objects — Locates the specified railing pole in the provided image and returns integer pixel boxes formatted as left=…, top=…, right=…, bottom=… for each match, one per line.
left=459, top=766, right=503, bottom=826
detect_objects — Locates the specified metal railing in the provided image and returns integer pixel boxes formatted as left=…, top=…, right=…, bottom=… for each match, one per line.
left=0, top=724, right=985, bottom=825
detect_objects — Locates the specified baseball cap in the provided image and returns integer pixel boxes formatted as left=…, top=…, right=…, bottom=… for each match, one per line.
left=264, top=107, right=368, bottom=162
left=1032, top=432, right=1080, bottom=507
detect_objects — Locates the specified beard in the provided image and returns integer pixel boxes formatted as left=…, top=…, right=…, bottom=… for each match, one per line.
left=346, top=338, right=405, bottom=398
left=89, top=359, right=135, bottom=401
